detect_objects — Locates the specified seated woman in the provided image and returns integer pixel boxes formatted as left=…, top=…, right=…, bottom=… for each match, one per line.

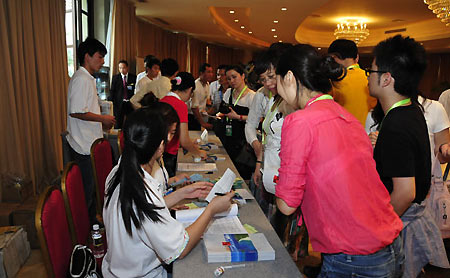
left=275, top=44, right=404, bottom=277
left=160, top=72, right=207, bottom=177
left=102, top=107, right=234, bottom=278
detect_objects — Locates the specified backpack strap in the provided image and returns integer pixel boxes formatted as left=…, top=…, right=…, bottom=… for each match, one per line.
left=444, top=163, right=450, bottom=181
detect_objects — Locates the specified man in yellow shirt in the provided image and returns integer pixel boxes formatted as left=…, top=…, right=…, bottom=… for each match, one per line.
left=328, top=39, right=377, bottom=125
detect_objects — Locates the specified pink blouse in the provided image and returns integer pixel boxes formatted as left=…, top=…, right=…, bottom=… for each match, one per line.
left=275, top=96, right=403, bottom=255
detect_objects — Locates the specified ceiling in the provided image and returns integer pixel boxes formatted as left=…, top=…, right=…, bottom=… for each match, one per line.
left=133, top=0, right=450, bottom=53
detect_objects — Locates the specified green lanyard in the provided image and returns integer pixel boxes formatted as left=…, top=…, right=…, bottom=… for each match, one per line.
left=262, top=97, right=280, bottom=145
left=380, top=98, right=411, bottom=128
left=233, top=85, right=248, bottom=106
left=347, top=64, right=360, bottom=70
left=306, top=94, right=333, bottom=107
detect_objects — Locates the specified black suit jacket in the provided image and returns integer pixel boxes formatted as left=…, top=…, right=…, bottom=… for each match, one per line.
left=108, top=72, right=136, bottom=128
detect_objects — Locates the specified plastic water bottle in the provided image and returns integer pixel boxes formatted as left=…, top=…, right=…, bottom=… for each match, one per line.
left=91, top=224, right=105, bottom=259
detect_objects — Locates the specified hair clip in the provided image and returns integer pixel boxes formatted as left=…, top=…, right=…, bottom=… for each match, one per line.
left=175, top=76, right=182, bottom=85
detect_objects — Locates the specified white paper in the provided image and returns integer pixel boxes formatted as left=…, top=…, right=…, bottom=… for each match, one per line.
left=204, top=216, right=247, bottom=234
left=177, top=163, right=217, bottom=172
left=176, top=203, right=239, bottom=223
left=205, top=168, right=236, bottom=202
left=235, top=189, right=255, bottom=200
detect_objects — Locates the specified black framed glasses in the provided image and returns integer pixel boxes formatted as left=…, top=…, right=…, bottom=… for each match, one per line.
left=365, top=68, right=387, bottom=77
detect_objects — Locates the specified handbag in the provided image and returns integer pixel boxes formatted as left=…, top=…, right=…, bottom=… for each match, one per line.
left=69, top=244, right=100, bottom=278
left=425, top=157, right=450, bottom=238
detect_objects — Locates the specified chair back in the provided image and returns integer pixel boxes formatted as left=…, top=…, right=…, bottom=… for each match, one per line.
left=61, top=162, right=91, bottom=246
left=91, top=138, right=113, bottom=214
left=35, top=186, right=73, bottom=278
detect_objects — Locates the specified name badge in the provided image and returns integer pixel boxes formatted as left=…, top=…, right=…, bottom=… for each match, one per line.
left=127, top=85, right=133, bottom=90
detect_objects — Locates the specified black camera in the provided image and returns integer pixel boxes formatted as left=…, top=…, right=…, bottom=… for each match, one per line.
left=218, top=101, right=231, bottom=114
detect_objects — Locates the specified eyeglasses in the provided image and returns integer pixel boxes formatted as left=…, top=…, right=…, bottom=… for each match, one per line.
left=364, top=68, right=387, bottom=77
left=259, top=75, right=276, bottom=84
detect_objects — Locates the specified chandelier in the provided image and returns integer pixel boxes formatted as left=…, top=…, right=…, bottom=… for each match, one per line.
left=424, top=0, right=450, bottom=26
left=334, top=19, right=369, bottom=44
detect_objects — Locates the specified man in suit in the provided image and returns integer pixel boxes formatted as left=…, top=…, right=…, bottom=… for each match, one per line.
left=109, top=60, right=136, bottom=128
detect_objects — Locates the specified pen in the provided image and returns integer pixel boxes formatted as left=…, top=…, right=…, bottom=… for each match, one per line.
left=215, top=192, right=226, bottom=196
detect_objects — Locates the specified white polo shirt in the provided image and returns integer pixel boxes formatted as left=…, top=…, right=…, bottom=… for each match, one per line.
left=102, top=164, right=189, bottom=278
left=67, top=66, right=103, bottom=155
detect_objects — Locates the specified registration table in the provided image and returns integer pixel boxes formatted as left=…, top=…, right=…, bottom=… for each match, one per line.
left=173, top=131, right=303, bottom=278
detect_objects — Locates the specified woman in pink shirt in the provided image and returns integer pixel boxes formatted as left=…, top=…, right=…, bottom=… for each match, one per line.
left=275, top=44, right=404, bottom=277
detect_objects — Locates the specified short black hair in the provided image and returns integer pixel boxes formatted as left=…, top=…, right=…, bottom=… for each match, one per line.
left=146, top=57, right=161, bottom=69
left=161, top=58, right=179, bottom=77
left=77, top=37, right=107, bottom=66
left=199, top=63, right=212, bottom=74
left=144, top=55, right=156, bottom=64
left=328, top=39, right=358, bottom=59
left=254, top=42, right=292, bottom=75
left=218, top=64, right=228, bottom=71
left=118, top=60, right=128, bottom=67
left=373, top=35, right=426, bottom=98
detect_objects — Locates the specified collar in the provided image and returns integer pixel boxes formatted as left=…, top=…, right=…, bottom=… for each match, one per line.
left=121, top=73, right=128, bottom=79
left=80, top=66, right=95, bottom=79
left=167, top=91, right=181, bottom=100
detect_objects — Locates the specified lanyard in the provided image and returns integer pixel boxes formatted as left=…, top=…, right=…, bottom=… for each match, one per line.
left=380, top=98, right=411, bottom=128
left=233, top=85, right=248, bottom=106
left=347, top=64, right=360, bottom=70
left=306, top=94, right=333, bottom=107
left=262, top=96, right=281, bottom=145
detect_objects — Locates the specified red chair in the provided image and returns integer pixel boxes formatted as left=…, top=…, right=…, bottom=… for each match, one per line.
left=35, top=186, right=73, bottom=278
left=61, top=162, right=91, bottom=246
left=91, top=138, right=113, bottom=215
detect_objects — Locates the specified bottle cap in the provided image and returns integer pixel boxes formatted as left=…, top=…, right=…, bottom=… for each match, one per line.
left=93, top=224, right=100, bottom=230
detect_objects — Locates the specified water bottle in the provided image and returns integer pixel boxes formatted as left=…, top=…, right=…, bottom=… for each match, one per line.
left=91, top=224, right=105, bottom=259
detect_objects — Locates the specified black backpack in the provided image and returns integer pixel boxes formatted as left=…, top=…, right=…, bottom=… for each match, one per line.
left=69, top=245, right=100, bottom=278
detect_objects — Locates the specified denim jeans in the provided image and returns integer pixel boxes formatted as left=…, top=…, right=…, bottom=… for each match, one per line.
left=318, top=236, right=404, bottom=278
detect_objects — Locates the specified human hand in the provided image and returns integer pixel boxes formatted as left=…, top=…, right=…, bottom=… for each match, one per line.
left=369, top=131, right=379, bottom=148
left=102, top=115, right=116, bottom=130
left=224, top=107, right=239, bottom=120
left=253, top=166, right=262, bottom=187
left=179, top=182, right=213, bottom=199
left=197, top=149, right=207, bottom=159
left=202, top=122, right=213, bottom=130
left=208, top=191, right=234, bottom=215
left=439, top=143, right=450, bottom=160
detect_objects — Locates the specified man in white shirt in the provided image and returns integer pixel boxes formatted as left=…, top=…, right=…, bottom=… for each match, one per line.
left=439, top=88, right=450, bottom=120
left=131, top=58, right=179, bottom=109
left=134, top=56, right=161, bottom=97
left=67, top=37, right=115, bottom=224
left=135, top=55, right=161, bottom=85
left=189, top=63, right=214, bottom=130
left=209, top=64, right=229, bottom=114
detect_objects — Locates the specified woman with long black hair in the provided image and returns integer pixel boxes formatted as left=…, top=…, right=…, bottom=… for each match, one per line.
left=102, top=108, right=233, bottom=278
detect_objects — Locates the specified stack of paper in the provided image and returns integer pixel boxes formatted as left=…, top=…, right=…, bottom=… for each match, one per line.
left=203, top=233, right=275, bottom=263
left=177, top=163, right=217, bottom=172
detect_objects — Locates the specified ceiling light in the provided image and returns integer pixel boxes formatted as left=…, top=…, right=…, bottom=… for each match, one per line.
left=271, top=28, right=276, bottom=32
left=334, top=19, right=369, bottom=44
left=274, top=35, right=278, bottom=38
left=424, top=0, right=450, bottom=26
left=229, top=10, right=235, bottom=14
left=274, top=20, right=279, bottom=23
left=318, top=47, right=322, bottom=50
left=234, top=19, right=239, bottom=23
left=281, top=7, right=287, bottom=11
left=248, top=31, right=253, bottom=34
left=278, top=40, right=283, bottom=42
left=240, top=25, right=245, bottom=29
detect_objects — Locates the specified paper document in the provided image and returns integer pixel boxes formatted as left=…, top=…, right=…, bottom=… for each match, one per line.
left=205, top=168, right=236, bottom=202
left=176, top=203, right=238, bottom=223
left=177, top=163, right=217, bottom=172
left=204, top=216, right=247, bottom=234
left=235, top=189, right=255, bottom=200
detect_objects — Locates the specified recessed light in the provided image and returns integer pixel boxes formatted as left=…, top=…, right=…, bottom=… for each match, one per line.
left=234, top=19, right=239, bottom=23
left=240, top=25, right=245, bottom=29
left=229, top=10, right=235, bottom=14
left=248, top=31, right=253, bottom=34
left=278, top=40, right=283, bottom=43
left=271, top=28, right=276, bottom=32
left=273, top=20, right=279, bottom=23
left=274, top=35, right=278, bottom=38
left=281, top=7, right=287, bottom=11
left=318, top=47, right=322, bottom=50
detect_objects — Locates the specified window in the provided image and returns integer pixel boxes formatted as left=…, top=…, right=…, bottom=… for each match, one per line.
left=65, top=0, right=76, bottom=76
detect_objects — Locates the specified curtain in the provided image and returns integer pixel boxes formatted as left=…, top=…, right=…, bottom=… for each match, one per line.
left=0, top=0, right=68, bottom=193
left=110, top=0, right=137, bottom=75
left=208, top=44, right=245, bottom=72
left=189, top=37, right=207, bottom=77
left=136, top=19, right=188, bottom=72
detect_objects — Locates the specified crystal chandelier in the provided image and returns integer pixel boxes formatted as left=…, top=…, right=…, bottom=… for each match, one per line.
left=424, top=0, right=450, bottom=26
left=334, top=19, right=369, bottom=44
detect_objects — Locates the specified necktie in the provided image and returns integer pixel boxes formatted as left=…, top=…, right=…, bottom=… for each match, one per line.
left=123, top=75, right=127, bottom=99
